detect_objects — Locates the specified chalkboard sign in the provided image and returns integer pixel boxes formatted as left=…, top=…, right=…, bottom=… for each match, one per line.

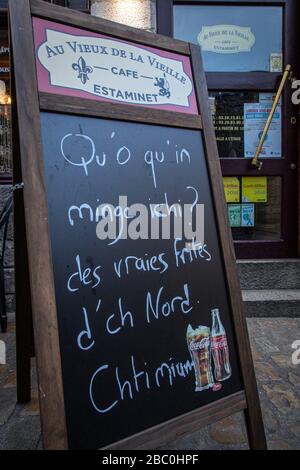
left=9, top=0, right=266, bottom=450
left=41, top=113, right=243, bottom=448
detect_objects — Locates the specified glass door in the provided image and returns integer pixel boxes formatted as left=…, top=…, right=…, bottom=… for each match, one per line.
left=158, top=0, right=299, bottom=259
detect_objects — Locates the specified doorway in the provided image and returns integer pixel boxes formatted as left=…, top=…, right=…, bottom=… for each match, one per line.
left=157, top=0, right=299, bottom=259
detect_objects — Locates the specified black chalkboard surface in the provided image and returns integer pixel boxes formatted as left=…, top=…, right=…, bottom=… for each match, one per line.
left=41, top=112, right=242, bottom=449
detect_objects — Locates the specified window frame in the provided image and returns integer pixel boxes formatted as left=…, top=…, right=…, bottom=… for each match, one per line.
left=157, top=0, right=285, bottom=89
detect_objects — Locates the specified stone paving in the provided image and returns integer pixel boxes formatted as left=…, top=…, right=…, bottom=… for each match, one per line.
left=0, top=318, right=299, bottom=450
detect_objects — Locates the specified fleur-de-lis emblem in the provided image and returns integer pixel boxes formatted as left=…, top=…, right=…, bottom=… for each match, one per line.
left=72, top=57, right=93, bottom=85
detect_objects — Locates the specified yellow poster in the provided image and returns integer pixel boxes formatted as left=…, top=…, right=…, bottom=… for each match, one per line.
left=223, top=177, right=240, bottom=203
left=242, top=177, right=267, bottom=203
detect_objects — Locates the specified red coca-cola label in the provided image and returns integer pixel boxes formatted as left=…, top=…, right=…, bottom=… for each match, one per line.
left=211, top=334, right=228, bottom=350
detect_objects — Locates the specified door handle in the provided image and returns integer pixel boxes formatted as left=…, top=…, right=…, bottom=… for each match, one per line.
left=251, top=65, right=292, bottom=171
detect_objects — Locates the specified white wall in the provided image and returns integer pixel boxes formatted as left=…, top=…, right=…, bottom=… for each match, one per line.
left=90, top=0, right=156, bottom=32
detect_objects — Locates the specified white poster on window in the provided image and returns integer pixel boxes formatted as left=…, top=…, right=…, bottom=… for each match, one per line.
left=244, top=102, right=281, bottom=158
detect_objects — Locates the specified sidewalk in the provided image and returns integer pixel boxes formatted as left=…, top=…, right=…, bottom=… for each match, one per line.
left=0, top=318, right=299, bottom=450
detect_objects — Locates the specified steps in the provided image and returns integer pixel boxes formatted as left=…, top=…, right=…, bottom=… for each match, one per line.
left=237, top=259, right=300, bottom=317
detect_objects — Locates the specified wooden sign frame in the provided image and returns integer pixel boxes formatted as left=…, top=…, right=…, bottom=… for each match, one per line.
left=9, top=0, right=266, bottom=450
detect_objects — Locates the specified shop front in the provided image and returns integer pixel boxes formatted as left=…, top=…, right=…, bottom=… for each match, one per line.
left=0, top=0, right=299, bottom=260
left=157, top=0, right=299, bottom=259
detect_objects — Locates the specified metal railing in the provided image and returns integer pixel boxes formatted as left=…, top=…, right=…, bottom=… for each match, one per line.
left=0, top=105, right=12, bottom=176
left=0, top=190, right=13, bottom=333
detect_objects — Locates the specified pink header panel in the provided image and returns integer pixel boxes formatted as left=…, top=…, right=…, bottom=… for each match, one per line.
left=33, top=18, right=199, bottom=115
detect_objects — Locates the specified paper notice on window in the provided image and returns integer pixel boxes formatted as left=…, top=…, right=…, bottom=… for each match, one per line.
left=228, top=204, right=241, bottom=227
left=209, top=96, right=216, bottom=117
left=244, top=102, right=281, bottom=158
left=259, top=93, right=282, bottom=106
left=242, top=176, right=267, bottom=203
left=223, top=177, right=240, bottom=203
left=241, top=204, right=255, bottom=227
left=270, top=53, right=282, bottom=73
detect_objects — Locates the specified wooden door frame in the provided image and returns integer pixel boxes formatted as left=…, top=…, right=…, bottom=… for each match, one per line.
left=157, top=0, right=299, bottom=259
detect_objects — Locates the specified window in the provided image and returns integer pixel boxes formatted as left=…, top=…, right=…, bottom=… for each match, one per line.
left=209, top=91, right=282, bottom=159
left=158, top=0, right=297, bottom=257
left=174, top=5, right=283, bottom=72
left=225, top=176, right=282, bottom=241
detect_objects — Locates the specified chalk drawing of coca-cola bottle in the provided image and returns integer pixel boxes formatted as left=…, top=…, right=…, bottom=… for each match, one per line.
left=211, top=308, right=232, bottom=382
